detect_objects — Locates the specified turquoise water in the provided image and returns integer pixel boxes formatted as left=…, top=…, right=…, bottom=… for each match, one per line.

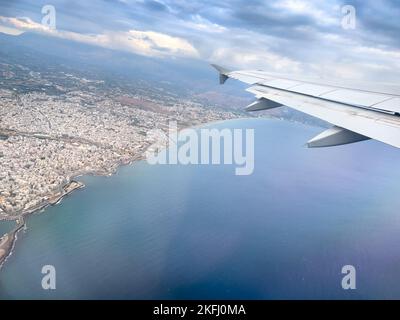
left=0, top=221, right=14, bottom=237
left=1, top=118, right=400, bottom=299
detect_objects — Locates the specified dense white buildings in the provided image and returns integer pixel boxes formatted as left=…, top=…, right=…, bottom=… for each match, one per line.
left=0, top=87, right=237, bottom=217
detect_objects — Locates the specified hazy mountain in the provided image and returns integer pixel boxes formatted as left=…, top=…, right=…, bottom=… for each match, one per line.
left=0, top=31, right=327, bottom=126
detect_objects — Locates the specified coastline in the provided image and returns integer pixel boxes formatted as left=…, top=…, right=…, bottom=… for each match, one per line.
left=0, top=117, right=244, bottom=270
left=0, top=117, right=250, bottom=224
left=0, top=180, right=85, bottom=269
left=0, top=217, right=25, bottom=267
left=0, top=148, right=147, bottom=270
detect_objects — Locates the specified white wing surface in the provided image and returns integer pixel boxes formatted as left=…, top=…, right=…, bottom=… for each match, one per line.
left=211, top=64, right=400, bottom=148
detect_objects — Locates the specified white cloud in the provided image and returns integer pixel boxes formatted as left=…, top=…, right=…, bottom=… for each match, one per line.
left=0, top=16, right=199, bottom=59
left=0, top=25, right=25, bottom=36
left=273, top=0, right=340, bottom=27
left=1, top=1, right=400, bottom=84
left=184, top=15, right=227, bottom=33
left=0, top=16, right=49, bottom=33
left=210, top=47, right=301, bottom=73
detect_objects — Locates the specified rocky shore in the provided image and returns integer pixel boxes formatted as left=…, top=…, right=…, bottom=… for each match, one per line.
left=0, top=217, right=25, bottom=267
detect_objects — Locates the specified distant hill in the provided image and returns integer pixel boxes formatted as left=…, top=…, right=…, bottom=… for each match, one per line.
left=0, top=31, right=326, bottom=126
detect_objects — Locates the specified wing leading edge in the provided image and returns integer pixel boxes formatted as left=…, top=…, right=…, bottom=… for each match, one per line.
left=211, top=64, right=400, bottom=149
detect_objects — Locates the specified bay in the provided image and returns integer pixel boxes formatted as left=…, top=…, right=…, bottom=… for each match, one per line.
left=1, top=118, right=400, bottom=299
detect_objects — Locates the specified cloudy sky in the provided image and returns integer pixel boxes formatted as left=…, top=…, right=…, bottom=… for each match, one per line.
left=1, top=0, right=400, bottom=81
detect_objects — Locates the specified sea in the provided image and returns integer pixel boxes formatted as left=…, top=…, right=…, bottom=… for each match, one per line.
left=1, top=118, right=400, bottom=299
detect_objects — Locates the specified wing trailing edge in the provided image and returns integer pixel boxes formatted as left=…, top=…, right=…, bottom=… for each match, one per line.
left=211, top=64, right=400, bottom=149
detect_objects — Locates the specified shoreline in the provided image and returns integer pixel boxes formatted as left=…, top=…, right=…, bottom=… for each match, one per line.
left=0, top=117, right=249, bottom=270
left=0, top=149, right=146, bottom=220
left=0, top=150, right=146, bottom=270
left=0, top=217, right=25, bottom=267
left=0, top=116, right=258, bottom=224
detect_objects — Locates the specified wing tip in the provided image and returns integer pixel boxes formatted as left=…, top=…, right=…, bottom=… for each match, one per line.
left=211, top=64, right=231, bottom=85
left=210, top=64, right=231, bottom=75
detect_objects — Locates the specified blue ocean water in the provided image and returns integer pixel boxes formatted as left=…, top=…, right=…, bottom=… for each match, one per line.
left=0, top=220, right=14, bottom=237
left=1, top=118, right=400, bottom=299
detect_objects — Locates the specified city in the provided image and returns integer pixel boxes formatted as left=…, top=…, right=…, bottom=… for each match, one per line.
left=0, top=67, right=239, bottom=218
left=0, top=61, right=239, bottom=265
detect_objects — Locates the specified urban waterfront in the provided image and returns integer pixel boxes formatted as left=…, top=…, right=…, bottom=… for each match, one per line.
left=1, top=118, right=400, bottom=299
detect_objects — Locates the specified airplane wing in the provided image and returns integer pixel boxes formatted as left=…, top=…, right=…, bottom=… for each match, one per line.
left=211, top=64, right=400, bottom=148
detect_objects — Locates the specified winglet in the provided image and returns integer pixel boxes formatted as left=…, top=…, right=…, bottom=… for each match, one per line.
left=211, top=64, right=231, bottom=84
